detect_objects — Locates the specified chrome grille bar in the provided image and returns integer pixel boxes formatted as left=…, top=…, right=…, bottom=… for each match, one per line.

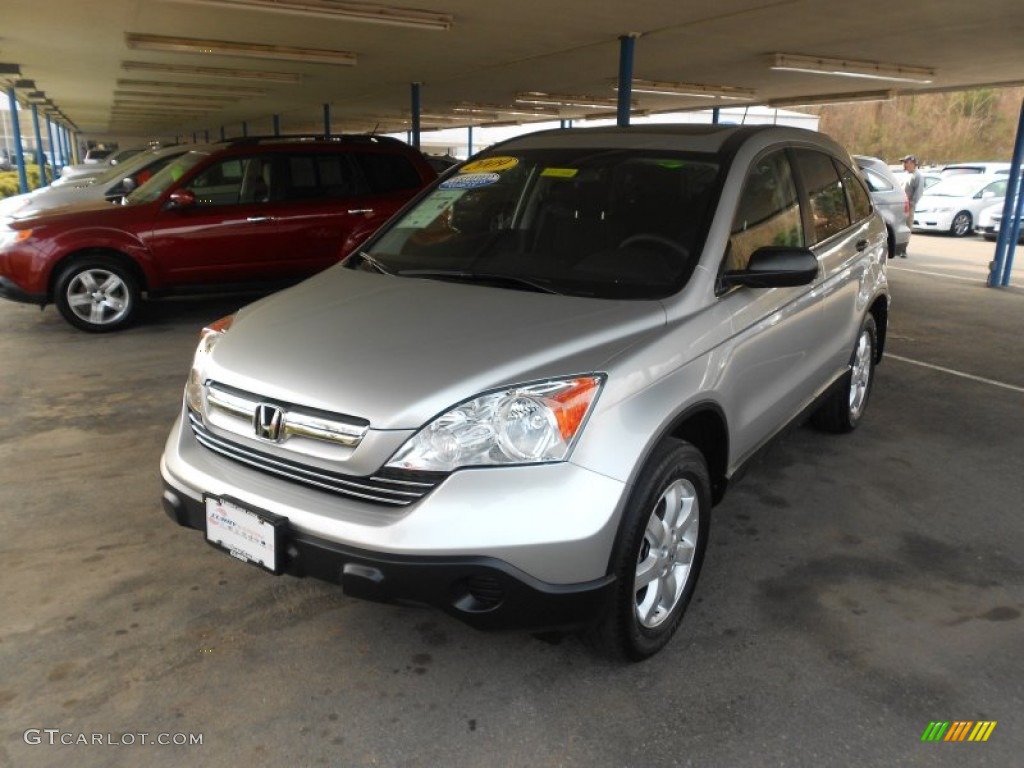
left=188, top=413, right=439, bottom=507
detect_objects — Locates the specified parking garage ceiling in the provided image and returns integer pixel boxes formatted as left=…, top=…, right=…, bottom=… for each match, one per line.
left=3, top=0, right=1024, bottom=139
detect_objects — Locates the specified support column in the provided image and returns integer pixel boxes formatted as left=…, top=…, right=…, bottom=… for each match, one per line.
left=617, top=35, right=637, bottom=128
left=467, top=125, right=473, bottom=158
left=6, top=87, right=28, bottom=193
left=411, top=82, right=422, bottom=149
left=31, top=104, right=47, bottom=187
left=989, top=99, right=1024, bottom=287
left=323, top=103, right=331, bottom=137
left=273, top=114, right=281, bottom=136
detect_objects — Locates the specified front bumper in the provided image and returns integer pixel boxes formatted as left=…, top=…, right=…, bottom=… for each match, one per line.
left=160, top=412, right=629, bottom=632
left=0, top=276, right=46, bottom=305
left=162, top=484, right=615, bottom=632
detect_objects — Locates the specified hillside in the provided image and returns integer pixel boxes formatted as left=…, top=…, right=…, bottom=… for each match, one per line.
left=813, top=87, right=1024, bottom=167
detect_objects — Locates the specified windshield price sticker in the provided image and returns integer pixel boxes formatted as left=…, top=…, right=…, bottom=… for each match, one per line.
left=440, top=173, right=500, bottom=190
left=460, top=156, right=518, bottom=174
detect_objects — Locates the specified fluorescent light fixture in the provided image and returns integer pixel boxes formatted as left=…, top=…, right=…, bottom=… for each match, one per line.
left=768, top=89, right=896, bottom=108
left=122, top=60, right=302, bottom=84
left=115, top=91, right=239, bottom=106
left=125, top=33, right=357, bottom=66
left=117, top=78, right=268, bottom=97
left=623, top=79, right=756, bottom=100
left=770, top=53, right=935, bottom=84
left=454, top=101, right=560, bottom=118
left=160, top=0, right=452, bottom=30
left=515, top=91, right=624, bottom=110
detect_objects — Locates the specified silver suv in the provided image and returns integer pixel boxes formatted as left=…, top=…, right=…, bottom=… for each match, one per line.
left=161, top=125, right=890, bottom=660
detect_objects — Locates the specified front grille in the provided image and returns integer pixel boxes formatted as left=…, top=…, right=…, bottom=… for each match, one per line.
left=188, top=412, right=445, bottom=507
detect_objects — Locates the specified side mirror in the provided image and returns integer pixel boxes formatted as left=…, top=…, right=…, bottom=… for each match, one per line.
left=166, top=189, right=196, bottom=209
left=120, top=177, right=137, bottom=193
left=722, top=246, right=819, bottom=289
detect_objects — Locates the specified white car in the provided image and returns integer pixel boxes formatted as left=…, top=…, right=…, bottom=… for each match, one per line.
left=0, top=146, right=189, bottom=218
left=912, top=174, right=1009, bottom=236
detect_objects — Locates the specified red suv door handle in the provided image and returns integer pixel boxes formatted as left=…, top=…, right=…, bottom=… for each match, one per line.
left=348, top=208, right=375, bottom=215
left=246, top=216, right=274, bottom=223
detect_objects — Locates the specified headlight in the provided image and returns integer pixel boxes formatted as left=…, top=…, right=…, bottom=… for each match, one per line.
left=386, top=375, right=604, bottom=472
left=0, top=227, right=32, bottom=249
left=185, top=314, right=235, bottom=412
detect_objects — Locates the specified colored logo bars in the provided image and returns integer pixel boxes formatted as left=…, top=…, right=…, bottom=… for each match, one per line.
left=921, top=721, right=997, bottom=742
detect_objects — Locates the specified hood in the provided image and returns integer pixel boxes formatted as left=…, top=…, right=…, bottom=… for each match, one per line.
left=207, top=266, right=666, bottom=429
left=8, top=198, right=136, bottom=227
left=1, top=184, right=109, bottom=219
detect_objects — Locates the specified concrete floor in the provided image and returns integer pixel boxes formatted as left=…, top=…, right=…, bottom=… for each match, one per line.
left=1, top=235, right=1022, bottom=767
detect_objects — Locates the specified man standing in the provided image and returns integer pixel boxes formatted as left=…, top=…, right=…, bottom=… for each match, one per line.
left=901, top=154, right=923, bottom=258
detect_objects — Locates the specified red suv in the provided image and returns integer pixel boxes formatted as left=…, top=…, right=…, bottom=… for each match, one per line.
left=0, top=135, right=436, bottom=331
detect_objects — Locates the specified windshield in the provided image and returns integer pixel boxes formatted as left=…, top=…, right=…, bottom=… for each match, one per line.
left=124, top=150, right=211, bottom=204
left=350, top=148, right=720, bottom=300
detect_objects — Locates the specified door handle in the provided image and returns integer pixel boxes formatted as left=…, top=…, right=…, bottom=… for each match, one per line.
left=347, top=208, right=375, bottom=215
left=855, top=239, right=869, bottom=251
left=246, top=216, right=274, bottom=223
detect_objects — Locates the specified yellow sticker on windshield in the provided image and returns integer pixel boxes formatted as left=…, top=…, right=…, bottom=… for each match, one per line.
left=460, top=156, right=519, bottom=174
left=541, top=168, right=579, bottom=178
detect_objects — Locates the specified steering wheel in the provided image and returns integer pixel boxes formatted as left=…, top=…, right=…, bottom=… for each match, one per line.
left=619, top=233, right=689, bottom=260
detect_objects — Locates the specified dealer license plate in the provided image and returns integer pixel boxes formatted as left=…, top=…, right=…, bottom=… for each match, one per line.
left=204, top=495, right=286, bottom=574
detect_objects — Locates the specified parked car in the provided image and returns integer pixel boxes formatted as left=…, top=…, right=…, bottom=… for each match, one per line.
left=978, top=205, right=1024, bottom=242
left=912, top=174, right=1008, bottom=236
left=854, top=155, right=911, bottom=258
left=0, top=148, right=14, bottom=172
left=82, top=148, right=114, bottom=164
left=941, top=162, right=1011, bottom=176
left=0, top=135, right=436, bottom=331
left=0, top=145, right=191, bottom=218
left=56, top=147, right=148, bottom=185
left=160, top=124, right=890, bottom=660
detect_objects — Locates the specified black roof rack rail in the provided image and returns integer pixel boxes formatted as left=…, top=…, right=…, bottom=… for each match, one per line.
left=221, top=134, right=407, bottom=147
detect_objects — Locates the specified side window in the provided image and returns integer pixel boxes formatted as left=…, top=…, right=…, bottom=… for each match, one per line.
left=353, top=152, right=423, bottom=194
left=728, top=150, right=803, bottom=271
left=840, top=162, right=872, bottom=223
left=281, top=153, right=361, bottom=201
left=794, top=149, right=851, bottom=243
left=187, top=157, right=252, bottom=206
left=981, top=179, right=1007, bottom=199
left=861, top=168, right=892, bottom=193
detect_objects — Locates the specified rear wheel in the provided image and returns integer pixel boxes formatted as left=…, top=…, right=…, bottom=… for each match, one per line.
left=55, top=256, right=140, bottom=332
left=812, top=315, right=877, bottom=433
left=950, top=211, right=973, bottom=237
left=585, top=439, right=710, bottom=661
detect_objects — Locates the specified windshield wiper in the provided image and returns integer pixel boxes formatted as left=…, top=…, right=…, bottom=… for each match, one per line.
left=354, top=250, right=395, bottom=275
left=395, top=269, right=561, bottom=295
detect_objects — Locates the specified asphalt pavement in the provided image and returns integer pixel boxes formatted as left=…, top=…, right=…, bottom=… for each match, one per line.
left=1, top=233, right=1021, bottom=767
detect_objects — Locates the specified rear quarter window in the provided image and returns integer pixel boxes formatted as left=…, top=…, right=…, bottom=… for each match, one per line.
left=354, top=152, right=424, bottom=193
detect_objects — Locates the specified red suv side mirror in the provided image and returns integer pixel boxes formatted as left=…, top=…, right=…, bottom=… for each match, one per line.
left=167, top=189, right=196, bottom=208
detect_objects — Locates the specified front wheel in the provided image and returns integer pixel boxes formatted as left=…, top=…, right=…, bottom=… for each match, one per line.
left=55, top=256, right=140, bottom=332
left=812, top=315, right=877, bottom=433
left=585, top=439, right=710, bottom=661
left=950, top=211, right=973, bottom=237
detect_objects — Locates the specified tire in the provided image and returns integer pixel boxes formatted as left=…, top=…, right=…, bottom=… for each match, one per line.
left=585, top=439, right=710, bottom=661
left=54, top=255, right=140, bottom=332
left=812, top=314, right=877, bottom=433
left=950, top=211, right=973, bottom=237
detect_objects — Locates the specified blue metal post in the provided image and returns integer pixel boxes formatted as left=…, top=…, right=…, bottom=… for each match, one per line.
left=6, top=87, right=29, bottom=193
left=411, top=83, right=421, bottom=149
left=242, top=121, right=248, bottom=137
left=617, top=35, right=636, bottom=128
left=219, top=126, right=226, bottom=141
left=467, top=125, right=473, bottom=158
left=204, top=129, right=210, bottom=143
left=323, top=103, right=331, bottom=137
left=192, top=131, right=198, bottom=144
left=712, top=107, right=721, bottom=125
left=989, top=99, right=1024, bottom=287
left=272, top=114, right=281, bottom=136
left=30, top=105, right=47, bottom=187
